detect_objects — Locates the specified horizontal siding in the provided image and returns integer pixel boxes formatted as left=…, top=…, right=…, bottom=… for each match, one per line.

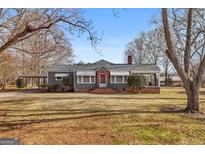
left=48, top=71, right=74, bottom=89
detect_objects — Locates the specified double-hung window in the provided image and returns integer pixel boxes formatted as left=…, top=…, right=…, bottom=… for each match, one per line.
left=91, top=76, right=95, bottom=83
left=111, top=76, right=115, bottom=83
left=83, top=76, right=90, bottom=83
left=77, top=76, right=83, bottom=83
left=110, top=76, right=128, bottom=83
left=116, top=76, right=123, bottom=83
left=77, top=76, right=95, bottom=84
left=124, top=76, right=128, bottom=83
left=56, top=77, right=63, bottom=81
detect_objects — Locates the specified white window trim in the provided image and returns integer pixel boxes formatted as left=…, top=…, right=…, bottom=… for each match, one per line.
left=55, top=73, right=69, bottom=77
left=123, top=76, right=128, bottom=83
left=55, top=73, right=69, bottom=81
left=116, top=76, right=124, bottom=83
left=90, top=76, right=95, bottom=83
left=77, top=76, right=83, bottom=83
left=82, top=76, right=90, bottom=84
left=110, top=71, right=129, bottom=76
left=110, top=76, right=116, bottom=83
left=110, top=76, right=128, bottom=84
left=77, top=76, right=96, bottom=84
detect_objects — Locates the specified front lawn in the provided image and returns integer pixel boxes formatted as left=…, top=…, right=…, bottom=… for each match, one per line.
left=0, top=87, right=205, bottom=144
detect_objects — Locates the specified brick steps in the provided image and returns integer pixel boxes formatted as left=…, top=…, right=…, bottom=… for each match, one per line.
left=91, top=88, right=117, bottom=94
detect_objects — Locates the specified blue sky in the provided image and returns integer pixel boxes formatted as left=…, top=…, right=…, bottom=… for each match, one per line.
left=69, top=8, right=160, bottom=63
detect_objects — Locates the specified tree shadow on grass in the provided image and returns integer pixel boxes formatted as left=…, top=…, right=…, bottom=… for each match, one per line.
left=0, top=98, right=40, bottom=105
left=0, top=89, right=18, bottom=93
left=0, top=94, right=204, bottom=132
left=0, top=107, right=185, bottom=132
left=39, top=97, right=192, bottom=100
left=178, top=90, right=205, bottom=95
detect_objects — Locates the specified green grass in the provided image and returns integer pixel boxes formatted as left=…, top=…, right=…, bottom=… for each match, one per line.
left=0, top=87, right=205, bottom=144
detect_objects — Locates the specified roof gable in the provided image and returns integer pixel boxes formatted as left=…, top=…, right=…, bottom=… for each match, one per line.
left=92, top=59, right=113, bottom=66
left=96, top=64, right=110, bottom=71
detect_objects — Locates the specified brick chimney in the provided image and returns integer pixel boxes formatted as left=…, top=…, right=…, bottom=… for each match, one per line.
left=128, top=54, right=132, bottom=64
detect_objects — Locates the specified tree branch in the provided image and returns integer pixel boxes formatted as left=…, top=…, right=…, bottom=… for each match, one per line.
left=162, top=8, right=188, bottom=85
left=184, top=8, right=193, bottom=74
left=195, top=55, right=205, bottom=88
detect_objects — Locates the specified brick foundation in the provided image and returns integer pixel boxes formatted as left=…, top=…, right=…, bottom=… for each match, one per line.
left=91, top=88, right=116, bottom=94
left=74, top=89, right=91, bottom=93
left=75, top=86, right=160, bottom=94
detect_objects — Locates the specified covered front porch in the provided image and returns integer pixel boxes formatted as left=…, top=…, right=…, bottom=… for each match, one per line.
left=18, top=74, right=47, bottom=89
left=75, top=68, right=160, bottom=94
left=131, top=71, right=161, bottom=87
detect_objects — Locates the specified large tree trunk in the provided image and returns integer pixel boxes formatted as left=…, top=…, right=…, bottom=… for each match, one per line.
left=162, top=9, right=201, bottom=112
left=184, top=81, right=199, bottom=112
left=2, top=83, right=5, bottom=90
left=1, top=78, right=6, bottom=90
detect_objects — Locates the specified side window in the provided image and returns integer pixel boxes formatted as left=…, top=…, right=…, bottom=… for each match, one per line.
left=124, top=76, right=128, bottom=83
left=116, top=76, right=123, bottom=83
left=91, top=76, right=95, bottom=83
left=83, top=76, right=90, bottom=83
left=77, top=76, right=82, bottom=83
left=111, top=76, right=115, bottom=83
left=56, top=77, right=63, bottom=81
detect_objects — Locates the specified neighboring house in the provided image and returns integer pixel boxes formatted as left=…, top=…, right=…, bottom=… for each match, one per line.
left=47, top=55, right=161, bottom=94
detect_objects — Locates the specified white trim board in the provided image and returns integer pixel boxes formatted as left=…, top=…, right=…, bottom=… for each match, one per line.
left=131, top=71, right=160, bottom=74
left=54, top=73, right=69, bottom=77
left=96, top=64, right=110, bottom=71
left=110, top=71, right=129, bottom=76
left=76, top=71, right=96, bottom=76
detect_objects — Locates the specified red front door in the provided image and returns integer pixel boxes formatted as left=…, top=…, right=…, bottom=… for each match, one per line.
left=99, top=73, right=107, bottom=88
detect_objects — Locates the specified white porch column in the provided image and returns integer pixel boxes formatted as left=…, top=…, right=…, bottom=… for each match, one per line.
left=73, top=71, right=75, bottom=91
left=158, top=72, right=160, bottom=87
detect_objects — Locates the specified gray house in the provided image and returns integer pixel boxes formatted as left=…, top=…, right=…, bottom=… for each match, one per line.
left=48, top=56, right=160, bottom=94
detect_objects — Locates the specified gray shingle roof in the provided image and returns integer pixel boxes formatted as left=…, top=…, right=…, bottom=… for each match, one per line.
left=48, top=65, right=81, bottom=72
left=48, top=59, right=160, bottom=72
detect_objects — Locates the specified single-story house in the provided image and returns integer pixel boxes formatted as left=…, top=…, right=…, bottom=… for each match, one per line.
left=47, top=55, right=161, bottom=94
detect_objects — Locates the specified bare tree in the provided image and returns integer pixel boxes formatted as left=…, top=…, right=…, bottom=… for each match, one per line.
left=124, top=32, right=147, bottom=64
left=124, top=29, right=164, bottom=65
left=13, top=27, right=73, bottom=75
left=0, top=52, right=16, bottom=89
left=162, top=8, right=205, bottom=112
left=124, top=29, right=168, bottom=85
left=143, top=29, right=164, bottom=64
left=0, top=9, right=99, bottom=55
left=143, top=29, right=165, bottom=85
